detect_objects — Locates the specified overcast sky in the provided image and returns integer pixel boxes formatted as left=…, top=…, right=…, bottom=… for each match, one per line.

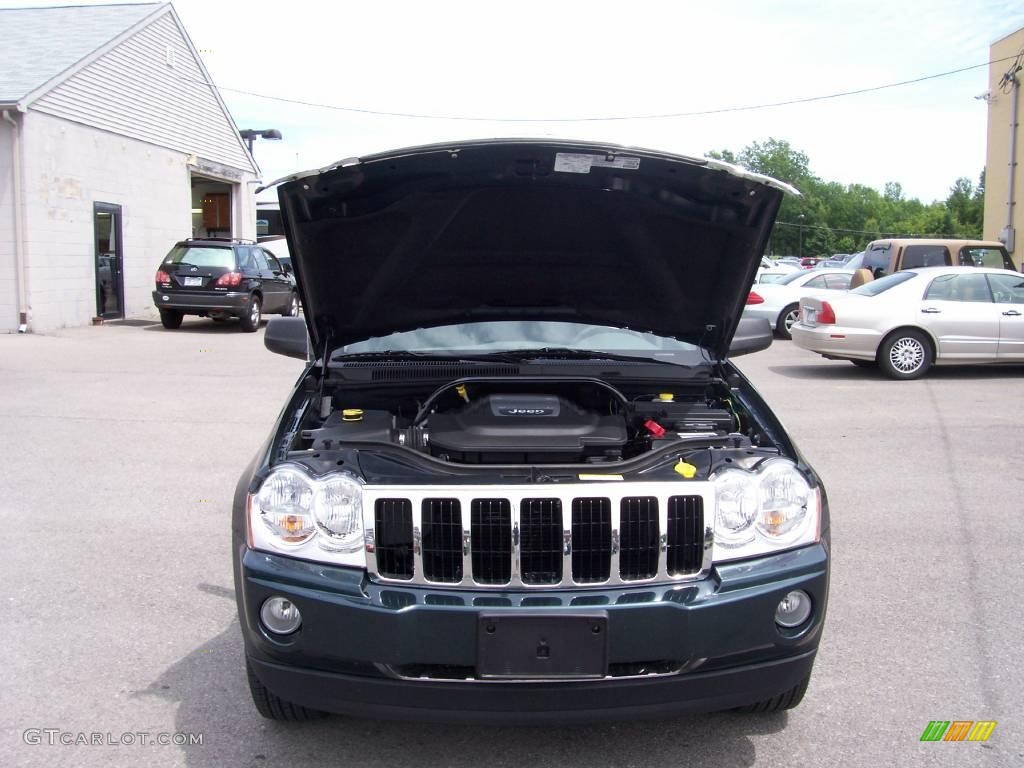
left=9, top=0, right=1024, bottom=202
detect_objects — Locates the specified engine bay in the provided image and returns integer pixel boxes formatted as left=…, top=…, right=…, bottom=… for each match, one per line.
left=293, top=376, right=760, bottom=467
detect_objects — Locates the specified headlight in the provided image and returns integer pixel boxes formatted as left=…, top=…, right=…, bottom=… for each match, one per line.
left=255, top=468, right=316, bottom=545
left=249, top=465, right=365, bottom=567
left=711, top=459, right=819, bottom=562
left=313, top=475, right=363, bottom=552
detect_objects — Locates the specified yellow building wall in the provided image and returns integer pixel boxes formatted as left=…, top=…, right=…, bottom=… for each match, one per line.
left=984, top=28, right=1024, bottom=267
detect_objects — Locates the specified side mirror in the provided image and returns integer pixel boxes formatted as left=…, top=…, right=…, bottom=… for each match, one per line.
left=729, top=316, right=773, bottom=357
left=264, top=317, right=310, bottom=360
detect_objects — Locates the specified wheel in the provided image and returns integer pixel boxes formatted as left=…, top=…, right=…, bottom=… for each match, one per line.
left=735, top=674, right=810, bottom=713
left=282, top=292, right=300, bottom=317
left=776, top=304, right=800, bottom=339
left=240, top=295, right=262, bottom=332
left=246, top=660, right=326, bottom=721
left=850, top=359, right=875, bottom=368
left=159, top=309, right=183, bottom=329
left=878, top=329, right=932, bottom=380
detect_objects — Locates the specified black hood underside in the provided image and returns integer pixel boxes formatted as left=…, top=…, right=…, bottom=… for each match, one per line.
left=276, top=140, right=789, bottom=359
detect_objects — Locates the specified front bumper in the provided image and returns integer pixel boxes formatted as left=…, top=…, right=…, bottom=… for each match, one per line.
left=237, top=541, right=829, bottom=721
left=152, top=289, right=249, bottom=314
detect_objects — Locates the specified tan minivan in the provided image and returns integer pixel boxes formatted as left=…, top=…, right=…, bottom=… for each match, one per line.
left=847, top=239, right=1016, bottom=285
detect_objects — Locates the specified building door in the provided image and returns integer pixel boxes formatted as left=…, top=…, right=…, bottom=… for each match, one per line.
left=94, top=203, right=124, bottom=319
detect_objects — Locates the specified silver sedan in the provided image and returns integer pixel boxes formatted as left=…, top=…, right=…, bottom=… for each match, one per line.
left=743, top=269, right=853, bottom=339
left=791, top=266, right=1024, bottom=379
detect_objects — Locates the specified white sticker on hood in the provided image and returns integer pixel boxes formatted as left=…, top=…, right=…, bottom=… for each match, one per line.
left=554, top=152, right=641, bottom=174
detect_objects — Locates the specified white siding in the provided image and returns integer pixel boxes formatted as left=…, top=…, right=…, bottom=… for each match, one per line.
left=0, top=121, right=18, bottom=331
left=18, top=112, right=256, bottom=331
left=31, top=10, right=254, bottom=174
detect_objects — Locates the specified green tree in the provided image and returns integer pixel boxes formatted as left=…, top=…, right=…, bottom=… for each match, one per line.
left=708, top=138, right=986, bottom=252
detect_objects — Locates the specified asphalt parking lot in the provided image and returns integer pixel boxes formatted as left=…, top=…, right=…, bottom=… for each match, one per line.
left=2, top=317, right=1022, bottom=768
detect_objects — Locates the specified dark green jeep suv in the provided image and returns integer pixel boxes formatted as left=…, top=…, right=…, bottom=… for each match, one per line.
left=233, top=140, right=830, bottom=723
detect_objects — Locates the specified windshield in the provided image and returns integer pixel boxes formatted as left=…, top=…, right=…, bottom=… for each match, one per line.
left=851, top=271, right=918, bottom=296
left=338, top=321, right=701, bottom=361
left=163, top=245, right=235, bottom=269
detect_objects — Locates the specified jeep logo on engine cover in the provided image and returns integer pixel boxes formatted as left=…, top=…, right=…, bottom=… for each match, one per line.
left=500, top=408, right=553, bottom=416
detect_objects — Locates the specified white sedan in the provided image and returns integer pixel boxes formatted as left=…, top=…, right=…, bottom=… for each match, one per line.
left=791, top=266, right=1024, bottom=379
left=743, top=269, right=854, bottom=339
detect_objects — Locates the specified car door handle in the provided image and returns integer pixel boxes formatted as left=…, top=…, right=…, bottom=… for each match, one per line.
left=1003, top=310, right=1022, bottom=316
left=921, top=307, right=941, bottom=314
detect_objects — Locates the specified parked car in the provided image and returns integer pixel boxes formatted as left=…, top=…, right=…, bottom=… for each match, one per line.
left=153, top=238, right=299, bottom=330
left=799, top=257, right=820, bottom=269
left=755, top=266, right=801, bottom=285
left=776, top=256, right=802, bottom=268
left=755, top=257, right=800, bottom=284
left=745, top=269, right=854, bottom=339
left=818, top=253, right=854, bottom=268
left=236, top=139, right=829, bottom=723
left=791, top=266, right=1024, bottom=379
left=845, top=239, right=1015, bottom=281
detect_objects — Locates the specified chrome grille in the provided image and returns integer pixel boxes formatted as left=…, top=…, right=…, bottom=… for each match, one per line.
left=519, top=498, right=563, bottom=584
left=571, top=498, right=612, bottom=583
left=421, top=498, right=463, bottom=582
left=619, top=496, right=660, bottom=580
left=470, top=499, right=512, bottom=584
left=364, top=482, right=713, bottom=589
left=374, top=499, right=414, bottom=579
left=666, top=495, right=704, bottom=575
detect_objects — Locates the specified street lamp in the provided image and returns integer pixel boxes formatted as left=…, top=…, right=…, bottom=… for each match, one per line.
left=239, top=128, right=282, bottom=155
left=797, top=214, right=806, bottom=259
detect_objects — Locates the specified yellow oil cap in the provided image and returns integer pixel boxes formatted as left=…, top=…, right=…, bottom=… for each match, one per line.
left=674, top=460, right=697, bottom=479
left=456, top=384, right=469, bottom=402
left=341, top=408, right=364, bottom=422
left=658, top=393, right=675, bottom=402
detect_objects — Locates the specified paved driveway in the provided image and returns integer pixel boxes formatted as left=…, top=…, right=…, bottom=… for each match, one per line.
left=1, top=318, right=1021, bottom=767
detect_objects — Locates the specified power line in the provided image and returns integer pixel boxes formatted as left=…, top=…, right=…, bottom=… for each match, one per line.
left=190, top=53, right=1021, bottom=123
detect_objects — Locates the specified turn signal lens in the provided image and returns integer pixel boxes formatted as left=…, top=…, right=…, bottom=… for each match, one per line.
left=155, top=270, right=171, bottom=284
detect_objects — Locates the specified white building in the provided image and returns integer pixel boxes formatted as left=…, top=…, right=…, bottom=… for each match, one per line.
left=0, top=2, right=260, bottom=332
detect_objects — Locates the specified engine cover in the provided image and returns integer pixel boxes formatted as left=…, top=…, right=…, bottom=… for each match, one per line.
left=425, top=394, right=627, bottom=464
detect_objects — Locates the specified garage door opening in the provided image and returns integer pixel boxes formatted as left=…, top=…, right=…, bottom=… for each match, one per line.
left=191, top=175, right=234, bottom=238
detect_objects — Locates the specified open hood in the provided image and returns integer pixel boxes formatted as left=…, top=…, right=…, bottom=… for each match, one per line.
left=274, top=139, right=795, bottom=360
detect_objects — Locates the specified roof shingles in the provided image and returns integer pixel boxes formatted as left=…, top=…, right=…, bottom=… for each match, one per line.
left=0, top=3, right=163, bottom=104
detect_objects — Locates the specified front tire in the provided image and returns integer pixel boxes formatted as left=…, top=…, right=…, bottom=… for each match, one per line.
left=776, top=303, right=800, bottom=339
left=240, top=295, right=262, bottom=332
left=159, top=309, right=183, bottom=329
left=246, top=660, right=326, bottom=721
left=735, top=674, right=810, bottom=713
left=878, top=329, right=932, bottom=380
